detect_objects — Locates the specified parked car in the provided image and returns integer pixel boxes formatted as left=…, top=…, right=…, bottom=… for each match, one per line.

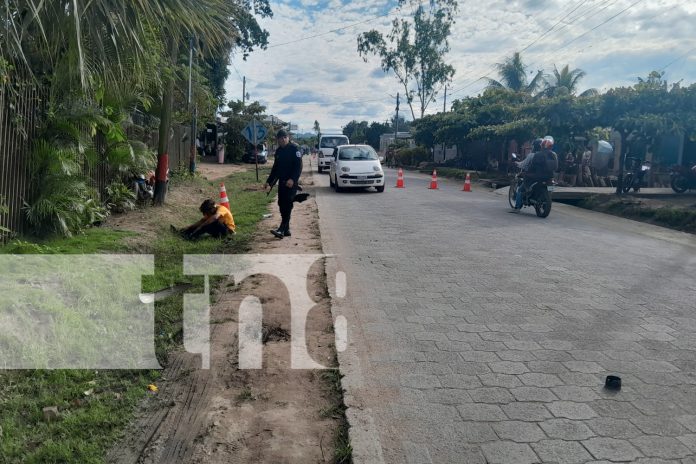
left=242, top=143, right=268, bottom=164
left=329, top=144, right=385, bottom=192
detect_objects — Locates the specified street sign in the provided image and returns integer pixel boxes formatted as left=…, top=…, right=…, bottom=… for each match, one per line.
left=241, top=120, right=268, bottom=145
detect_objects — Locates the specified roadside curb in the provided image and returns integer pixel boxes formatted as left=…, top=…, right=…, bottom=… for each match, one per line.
left=311, top=167, right=387, bottom=464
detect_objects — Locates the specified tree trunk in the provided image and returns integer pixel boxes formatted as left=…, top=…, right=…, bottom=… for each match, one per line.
left=153, top=38, right=180, bottom=206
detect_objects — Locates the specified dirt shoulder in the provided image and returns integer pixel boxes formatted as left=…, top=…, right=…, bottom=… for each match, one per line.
left=109, top=162, right=348, bottom=464
left=576, top=194, right=696, bottom=235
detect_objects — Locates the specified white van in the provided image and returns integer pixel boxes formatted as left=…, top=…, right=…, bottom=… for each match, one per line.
left=317, top=134, right=349, bottom=173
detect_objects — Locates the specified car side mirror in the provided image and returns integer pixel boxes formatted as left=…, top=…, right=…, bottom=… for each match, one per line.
left=511, top=153, right=518, bottom=160
left=379, top=156, right=385, bottom=163
left=315, top=144, right=319, bottom=149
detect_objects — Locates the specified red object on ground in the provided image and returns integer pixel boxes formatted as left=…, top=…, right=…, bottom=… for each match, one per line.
left=428, top=170, right=439, bottom=190
left=395, top=168, right=405, bottom=188
left=219, top=183, right=230, bottom=210
left=463, top=173, right=472, bottom=192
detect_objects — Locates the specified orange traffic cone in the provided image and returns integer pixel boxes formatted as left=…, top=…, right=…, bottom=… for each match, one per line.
left=395, top=168, right=405, bottom=188
left=219, top=182, right=230, bottom=210
left=428, top=170, right=439, bottom=190
left=462, top=173, right=472, bottom=192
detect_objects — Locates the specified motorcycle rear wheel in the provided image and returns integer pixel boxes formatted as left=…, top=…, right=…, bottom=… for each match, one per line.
left=621, top=173, right=633, bottom=194
left=671, top=175, right=688, bottom=193
left=534, top=190, right=552, bottom=218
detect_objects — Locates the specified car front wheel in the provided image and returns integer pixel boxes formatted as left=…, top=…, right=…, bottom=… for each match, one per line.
left=376, top=186, right=385, bottom=192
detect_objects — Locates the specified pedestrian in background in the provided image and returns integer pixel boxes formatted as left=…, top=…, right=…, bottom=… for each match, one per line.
left=265, top=129, right=302, bottom=239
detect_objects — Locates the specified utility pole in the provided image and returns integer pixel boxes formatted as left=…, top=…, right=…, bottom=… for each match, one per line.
left=394, top=92, right=400, bottom=147
left=443, top=86, right=447, bottom=113
left=242, top=76, right=246, bottom=106
left=188, top=37, right=196, bottom=174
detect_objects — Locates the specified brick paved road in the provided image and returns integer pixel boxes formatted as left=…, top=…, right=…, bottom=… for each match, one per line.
left=315, top=167, right=696, bottom=464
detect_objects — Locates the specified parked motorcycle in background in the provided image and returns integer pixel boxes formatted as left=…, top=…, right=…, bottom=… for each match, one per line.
left=132, top=170, right=158, bottom=203
left=669, top=164, right=696, bottom=193
left=621, top=157, right=651, bottom=193
left=508, top=153, right=555, bottom=218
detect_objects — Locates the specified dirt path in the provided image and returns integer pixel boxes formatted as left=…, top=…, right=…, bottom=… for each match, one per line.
left=197, top=160, right=252, bottom=181
left=109, top=163, right=343, bottom=463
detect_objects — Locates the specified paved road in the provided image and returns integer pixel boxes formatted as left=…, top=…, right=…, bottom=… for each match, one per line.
left=315, top=166, right=696, bottom=464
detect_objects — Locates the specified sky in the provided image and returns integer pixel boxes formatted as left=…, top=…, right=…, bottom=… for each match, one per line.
left=223, top=0, right=696, bottom=134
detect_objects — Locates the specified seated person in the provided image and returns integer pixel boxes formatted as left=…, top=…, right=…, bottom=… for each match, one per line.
left=172, top=199, right=236, bottom=239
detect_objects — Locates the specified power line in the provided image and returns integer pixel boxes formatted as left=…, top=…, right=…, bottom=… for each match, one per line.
left=229, top=60, right=244, bottom=83
left=555, top=0, right=645, bottom=51
left=660, top=47, right=696, bottom=71
left=448, top=0, right=646, bottom=98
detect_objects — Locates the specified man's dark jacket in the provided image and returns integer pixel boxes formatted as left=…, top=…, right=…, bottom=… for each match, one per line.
left=266, top=142, right=302, bottom=187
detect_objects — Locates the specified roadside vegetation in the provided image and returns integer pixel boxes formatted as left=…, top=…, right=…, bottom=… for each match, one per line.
left=578, top=195, right=696, bottom=235
left=0, top=167, right=272, bottom=463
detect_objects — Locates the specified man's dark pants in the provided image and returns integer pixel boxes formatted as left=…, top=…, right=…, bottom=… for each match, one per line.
left=185, top=221, right=229, bottom=239
left=278, top=184, right=297, bottom=232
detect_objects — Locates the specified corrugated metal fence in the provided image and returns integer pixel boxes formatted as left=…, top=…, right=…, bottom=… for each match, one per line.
left=0, top=69, right=191, bottom=240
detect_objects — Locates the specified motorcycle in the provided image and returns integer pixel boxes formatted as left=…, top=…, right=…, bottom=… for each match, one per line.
left=132, top=174, right=154, bottom=202
left=669, top=164, right=696, bottom=193
left=508, top=154, right=554, bottom=218
left=621, top=157, right=650, bottom=193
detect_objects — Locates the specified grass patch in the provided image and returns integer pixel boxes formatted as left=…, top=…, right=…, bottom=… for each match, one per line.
left=0, top=166, right=272, bottom=463
left=236, top=387, right=255, bottom=403
left=0, top=229, right=134, bottom=255
left=578, top=196, right=696, bottom=234
left=320, top=364, right=352, bottom=464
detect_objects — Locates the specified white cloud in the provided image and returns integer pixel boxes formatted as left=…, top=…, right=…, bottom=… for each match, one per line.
left=224, top=0, right=696, bottom=132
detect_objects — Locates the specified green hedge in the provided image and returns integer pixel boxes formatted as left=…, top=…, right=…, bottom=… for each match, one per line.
left=418, top=167, right=480, bottom=182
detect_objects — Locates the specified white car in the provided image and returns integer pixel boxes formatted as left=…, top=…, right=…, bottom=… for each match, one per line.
left=329, top=144, right=385, bottom=192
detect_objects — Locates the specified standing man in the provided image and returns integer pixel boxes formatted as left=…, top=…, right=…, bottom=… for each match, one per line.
left=265, top=129, right=302, bottom=238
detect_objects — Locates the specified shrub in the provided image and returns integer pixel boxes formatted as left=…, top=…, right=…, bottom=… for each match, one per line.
left=395, top=147, right=430, bottom=166
left=105, top=182, right=136, bottom=214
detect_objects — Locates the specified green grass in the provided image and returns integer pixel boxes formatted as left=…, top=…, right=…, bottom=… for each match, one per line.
left=578, top=196, right=696, bottom=234
left=0, top=229, right=133, bottom=255
left=0, top=167, right=272, bottom=463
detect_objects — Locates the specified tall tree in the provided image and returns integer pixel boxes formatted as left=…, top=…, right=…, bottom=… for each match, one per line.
left=543, top=64, right=598, bottom=97
left=313, top=120, right=321, bottom=141
left=486, top=52, right=543, bottom=94
left=357, top=0, right=457, bottom=120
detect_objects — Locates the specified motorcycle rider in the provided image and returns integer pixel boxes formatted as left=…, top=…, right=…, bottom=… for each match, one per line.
left=513, top=136, right=558, bottom=210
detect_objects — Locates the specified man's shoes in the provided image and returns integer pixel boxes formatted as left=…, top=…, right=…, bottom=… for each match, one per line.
left=271, top=228, right=284, bottom=239
left=509, top=208, right=521, bottom=214
left=283, top=229, right=291, bottom=237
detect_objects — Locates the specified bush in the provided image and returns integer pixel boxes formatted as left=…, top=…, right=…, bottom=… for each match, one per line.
left=395, top=147, right=430, bottom=166
left=105, top=182, right=136, bottom=214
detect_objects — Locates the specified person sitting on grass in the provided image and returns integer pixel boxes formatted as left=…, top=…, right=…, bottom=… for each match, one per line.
left=171, top=199, right=235, bottom=240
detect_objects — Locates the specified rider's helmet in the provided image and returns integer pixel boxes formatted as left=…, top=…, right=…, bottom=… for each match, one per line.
left=541, top=136, right=554, bottom=150
left=532, top=138, right=543, bottom=152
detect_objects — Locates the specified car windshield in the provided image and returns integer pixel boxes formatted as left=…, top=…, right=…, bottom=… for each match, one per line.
left=338, top=147, right=378, bottom=161
left=320, top=137, right=349, bottom=148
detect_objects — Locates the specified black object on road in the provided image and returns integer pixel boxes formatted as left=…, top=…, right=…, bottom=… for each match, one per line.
left=604, top=375, right=622, bottom=391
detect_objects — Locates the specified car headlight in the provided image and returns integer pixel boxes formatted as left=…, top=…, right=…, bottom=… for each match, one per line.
left=341, top=167, right=350, bottom=172
left=373, top=166, right=381, bottom=172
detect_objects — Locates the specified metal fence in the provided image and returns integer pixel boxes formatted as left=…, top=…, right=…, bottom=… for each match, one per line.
left=0, top=67, right=42, bottom=238
left=0, top=70, right=191, bottom=241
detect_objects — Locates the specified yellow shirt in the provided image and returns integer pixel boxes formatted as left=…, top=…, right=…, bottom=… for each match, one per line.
left=215, top=205, right=236, bottom=232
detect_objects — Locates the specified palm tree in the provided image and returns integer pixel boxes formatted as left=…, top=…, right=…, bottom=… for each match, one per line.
left=486, top=52, right=544, bottom=94
left=544, top=64, right=598, bottom=97
left=2, top=0, right=237, bottom=205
